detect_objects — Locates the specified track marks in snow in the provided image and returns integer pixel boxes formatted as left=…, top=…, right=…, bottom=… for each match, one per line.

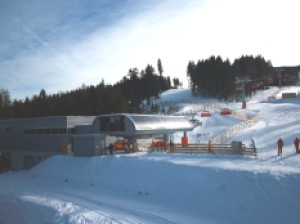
left=21, top=191, right=177, bottom=224
left=254, top=173, right=269, bottom=199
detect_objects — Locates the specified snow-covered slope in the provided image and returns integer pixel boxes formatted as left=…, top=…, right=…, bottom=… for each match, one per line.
left=1, top=86, right=300, bottom=224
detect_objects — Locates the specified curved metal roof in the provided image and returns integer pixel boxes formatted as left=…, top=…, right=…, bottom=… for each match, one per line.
left=129, top=114, right=192, bottom=131
left=95, top=113, right=193, bottom=138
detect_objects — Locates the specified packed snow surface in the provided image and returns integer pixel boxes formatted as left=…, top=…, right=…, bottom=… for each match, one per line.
left=1, top=86, right=300, bottom=224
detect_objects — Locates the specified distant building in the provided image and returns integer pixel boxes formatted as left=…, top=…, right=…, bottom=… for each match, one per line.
left=0, top=114, right=193, bottom=170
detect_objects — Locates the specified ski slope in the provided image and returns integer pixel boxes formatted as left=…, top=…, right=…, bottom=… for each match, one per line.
left=1, top=86, right=300, bottom=224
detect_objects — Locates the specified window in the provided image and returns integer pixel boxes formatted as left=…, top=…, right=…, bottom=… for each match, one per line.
left=43, top=129, right=51, bottom=134
left=23, top=127, right=70, bottom=135
left=52, top=128, right=67, bottom=134
left=69, top=128, right=76, bottom=134
left=52, top=128, right=59, bottom=134
left=0, top=126, right=12, bottom=133
left=23, top=129, right=36, bottom=134
left=100, top=116, right=125, bottom=131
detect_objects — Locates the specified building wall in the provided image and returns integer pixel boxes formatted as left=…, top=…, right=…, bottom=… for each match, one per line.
left=0, top=117, right=71, bottom=153
left=0, top=116, right=110, bottom=170
left=0, top=149, right=58, bottom=170
left=72, top=134, right=106, bottom=157
left=0, top=117, right=74, bottom=170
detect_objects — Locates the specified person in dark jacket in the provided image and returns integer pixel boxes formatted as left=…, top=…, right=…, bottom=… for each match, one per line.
left=277, top=138, right=283, bottom=155
left=294, top=137, right=299, bottom=153
left=108, top=143, right=114, bottom=155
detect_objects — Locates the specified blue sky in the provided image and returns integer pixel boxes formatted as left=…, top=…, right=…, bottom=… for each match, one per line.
left=0, top=0, right=299, bottom=100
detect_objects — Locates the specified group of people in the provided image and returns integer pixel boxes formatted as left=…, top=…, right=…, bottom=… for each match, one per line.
left=277, top=137, right=300, bottom=155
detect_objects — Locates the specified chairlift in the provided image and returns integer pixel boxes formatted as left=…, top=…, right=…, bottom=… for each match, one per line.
left=201, top=111, right=212, bottom=117
left=220, top=108, right=232, bottom=115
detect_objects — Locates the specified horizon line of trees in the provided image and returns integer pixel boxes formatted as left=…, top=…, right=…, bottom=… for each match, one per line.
left=0, top=59, right=180, bottom=119
left=1, top=55, right=298, bottom=119
left=187, top=55, right=274, bottom=99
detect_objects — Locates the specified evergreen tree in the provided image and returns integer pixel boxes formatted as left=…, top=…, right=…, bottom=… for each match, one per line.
left=157, top=58, right=163, bottom=76
left=0, top=89, right=12, bottom=118
left=187, top=55, right=273, bottom=100
left=0, top=89, right=11, bottom=107
left=173, top=78, right=180, bottom=87
left=187, top=56, right=233, bottom=98
left=166, top=76, right=171, bottom=88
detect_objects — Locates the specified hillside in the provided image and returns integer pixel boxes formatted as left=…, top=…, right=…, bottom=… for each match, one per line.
left=0, top=86, right=300, bottom=224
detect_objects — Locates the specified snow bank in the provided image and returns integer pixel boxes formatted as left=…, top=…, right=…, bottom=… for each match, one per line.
left=1, top=86, right=300, bottom=224
left=1, top=153, right=300, bottom=223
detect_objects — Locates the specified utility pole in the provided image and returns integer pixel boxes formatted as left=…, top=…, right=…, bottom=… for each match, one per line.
left=235, top=76, right=249, bottom=109
left=241, top=80, right=247, bottom=109
left=276, top=68, right=283, bottom=88
left=278, top=73, right=282, bottom=88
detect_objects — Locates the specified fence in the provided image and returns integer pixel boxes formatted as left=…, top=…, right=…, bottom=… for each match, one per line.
left=150, top=143, right=257, bottom=157
left=212, top=117, right=258, bottom=144
left=175, top=103, right=222, bottom=116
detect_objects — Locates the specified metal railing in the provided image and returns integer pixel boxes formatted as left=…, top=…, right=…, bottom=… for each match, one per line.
left=175, top=103, right=222, bottom=116
left=212, top=117, right=258, bottom=144
left=150, top=143, right=257, bottom=157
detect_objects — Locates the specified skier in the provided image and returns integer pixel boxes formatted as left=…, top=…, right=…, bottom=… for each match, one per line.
left=207, top=140, right=213, bottom=152
left=294, top=137, right=300, bottom=153
left=277, top=138, right=283, bottom=155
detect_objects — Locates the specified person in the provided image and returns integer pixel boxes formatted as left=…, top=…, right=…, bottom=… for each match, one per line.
left=124, top=143, right=129, bottom=153
left=169, top=139, right=174, bottom=153
left=129, top=142, right=135, bottom=153
left=250, top=139, right=256, bottom=149
left=294, top=137, right=299, bottom=153
left=277, top=138, right=283, bottom=155
left=207, top=140, right=213, bottom=152
left=250, top=138, right=256, bottom=155
left=108, top=143, right=114, bottom=155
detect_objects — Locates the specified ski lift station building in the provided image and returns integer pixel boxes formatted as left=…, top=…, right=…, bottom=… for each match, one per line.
left=0, top=113, right=193, bottom=170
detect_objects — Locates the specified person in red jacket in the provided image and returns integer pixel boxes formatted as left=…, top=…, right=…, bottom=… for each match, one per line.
left=294, top=137, right=300, bottom=153
left=277, top=138, right=283, bottom=155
